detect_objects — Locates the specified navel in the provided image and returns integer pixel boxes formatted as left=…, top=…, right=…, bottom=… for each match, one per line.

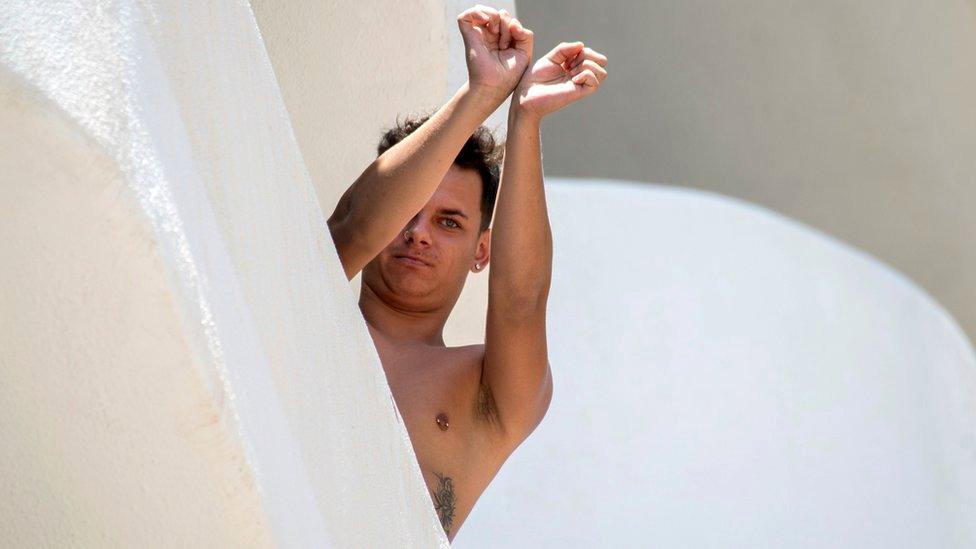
left=435, top=412, right=450, bottom=431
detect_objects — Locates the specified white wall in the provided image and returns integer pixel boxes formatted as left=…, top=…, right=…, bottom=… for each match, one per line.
left=0, top=66, right=275, bottom=548
left=251, top=0, right=451, bottom=219
left=454, top=178, right=976, bottom=547
left=0, top=2, right=449, bottom=546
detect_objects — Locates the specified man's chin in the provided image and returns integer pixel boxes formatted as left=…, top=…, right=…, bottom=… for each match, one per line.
left=383, top=269, right=435, bottom=296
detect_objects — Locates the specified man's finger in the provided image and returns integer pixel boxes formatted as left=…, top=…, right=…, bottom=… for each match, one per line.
left=498, top=9, right=513, bottom=50
left=510, top=19, right=534, bottom=55
left=473, top=4, right=501, bottom=34
left=569, top=47, right=608, bottom=70
left=546, top=41, right=585, bottom=66
left=570, top=59, right=607, bottom=82
left=572, top=68, right=600, bottom=90
left=457, top=6, right=489, bottom=26
left=458, top=6, right=500, bottom=34
left=457, top=7, right=501, bottom=51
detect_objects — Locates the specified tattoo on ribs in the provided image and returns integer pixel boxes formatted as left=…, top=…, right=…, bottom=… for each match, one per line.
left=431, top=471, right=456, bottom=535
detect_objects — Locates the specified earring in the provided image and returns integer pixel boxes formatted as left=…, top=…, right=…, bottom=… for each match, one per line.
left=475, top=263, right=481, bottom=270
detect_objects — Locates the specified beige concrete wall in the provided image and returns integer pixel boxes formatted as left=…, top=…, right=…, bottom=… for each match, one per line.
left=516, top=0, right=976, bottom=343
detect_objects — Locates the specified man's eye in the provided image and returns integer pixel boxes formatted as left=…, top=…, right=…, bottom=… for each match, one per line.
left=441, top=218, right=461, bottom=229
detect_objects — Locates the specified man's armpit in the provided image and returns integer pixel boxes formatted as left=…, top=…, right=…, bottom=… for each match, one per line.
left=473, top=379, right=500, bottom=426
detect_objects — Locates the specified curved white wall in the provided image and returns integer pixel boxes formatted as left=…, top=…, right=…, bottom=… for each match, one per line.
left=1, top=2, right=448, bottom=546
left=454, top=178, right=976, bottom=547
left=0, top=67, right=275, bottom=548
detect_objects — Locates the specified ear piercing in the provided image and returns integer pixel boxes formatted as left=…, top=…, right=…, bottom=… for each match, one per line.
left=475, top=263, right=481, bottom=270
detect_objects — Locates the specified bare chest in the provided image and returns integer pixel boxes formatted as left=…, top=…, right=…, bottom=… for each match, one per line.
left=369, top=333, right=506, bottom=540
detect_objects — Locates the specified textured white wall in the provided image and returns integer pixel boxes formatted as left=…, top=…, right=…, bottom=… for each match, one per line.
left=0, top=67, right=275, bottom=548
left=455, top=179, right=976, bottom=547
left=0, top=2, right=449, bottom=546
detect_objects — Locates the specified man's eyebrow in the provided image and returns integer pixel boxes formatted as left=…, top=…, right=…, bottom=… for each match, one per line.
left=438, top=208, right=469, bottom=219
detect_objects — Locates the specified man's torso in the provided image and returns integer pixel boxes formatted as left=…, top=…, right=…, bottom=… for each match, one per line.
left=367, top=325, right=515, bottom=541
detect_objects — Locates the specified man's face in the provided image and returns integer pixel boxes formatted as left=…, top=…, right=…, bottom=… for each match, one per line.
left=362, top=164, right=490, bottom=307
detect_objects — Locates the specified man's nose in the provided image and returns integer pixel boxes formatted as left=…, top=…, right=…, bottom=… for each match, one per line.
left=404, top=216, right=432, bottom=245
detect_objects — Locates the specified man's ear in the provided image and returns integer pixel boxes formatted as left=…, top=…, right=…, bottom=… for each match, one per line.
left=473, top=227, right=491, bottom=272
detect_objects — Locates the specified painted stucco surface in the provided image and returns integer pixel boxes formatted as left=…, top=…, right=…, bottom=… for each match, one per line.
left=454, top=178, right=976, bottom=547
left=516, top=0, right=976, bottom=344
left=250, top=0, right=450, bottom=219
left=0, top=68, right=274, bottom=548
left=0, top=2, right=448, bottom=546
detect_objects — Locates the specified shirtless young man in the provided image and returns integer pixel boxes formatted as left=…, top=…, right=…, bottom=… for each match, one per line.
left=328, top=5, right=607, bottom=541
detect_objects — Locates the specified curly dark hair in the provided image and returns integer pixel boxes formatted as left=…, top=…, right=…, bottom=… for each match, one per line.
left=377, top=113, right=502, bottom=232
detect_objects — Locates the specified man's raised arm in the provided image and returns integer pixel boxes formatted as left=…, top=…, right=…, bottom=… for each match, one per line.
left=328, top=6, right=531, bottom=280
left=484, top=39, right=608, bottom=443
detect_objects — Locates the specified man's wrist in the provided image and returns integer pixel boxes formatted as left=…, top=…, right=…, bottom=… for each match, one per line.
left=462, top=80, right=511, bottom=111
left=509, top=94, right=543, bottom=126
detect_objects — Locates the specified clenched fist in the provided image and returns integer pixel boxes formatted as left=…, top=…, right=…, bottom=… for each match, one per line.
left=457, top=5, right=534, bottom=103
left=513, top=41, right=608, bottom=120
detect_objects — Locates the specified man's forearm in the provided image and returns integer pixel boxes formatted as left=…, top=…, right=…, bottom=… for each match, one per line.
left=488, top=104, right=553, bottom=314
left=329, top=82, right=502, bottom=262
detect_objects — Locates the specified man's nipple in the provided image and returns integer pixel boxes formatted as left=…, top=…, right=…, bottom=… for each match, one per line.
left=435, top=412, right=450, bottom=431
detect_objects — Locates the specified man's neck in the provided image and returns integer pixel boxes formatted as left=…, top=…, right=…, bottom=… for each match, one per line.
left=359, top=282, right=450, bottom=347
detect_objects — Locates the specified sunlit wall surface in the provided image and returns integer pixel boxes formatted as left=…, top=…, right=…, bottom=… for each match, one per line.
left=0, top=2, right=449, bottom=546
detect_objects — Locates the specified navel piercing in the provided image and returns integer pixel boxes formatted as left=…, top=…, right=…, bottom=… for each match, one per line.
left=435, top=412, right=450, bottom=431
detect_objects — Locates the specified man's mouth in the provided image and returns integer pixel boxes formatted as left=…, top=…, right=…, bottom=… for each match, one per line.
left=394, top=254, right=431, bottom=267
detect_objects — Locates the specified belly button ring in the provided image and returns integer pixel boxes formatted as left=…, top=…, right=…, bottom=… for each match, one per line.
left=435, top=412, right=449, bottom=431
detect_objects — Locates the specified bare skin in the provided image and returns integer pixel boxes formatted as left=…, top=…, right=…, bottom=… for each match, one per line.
left=329, top=5, right=607, bottom=541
